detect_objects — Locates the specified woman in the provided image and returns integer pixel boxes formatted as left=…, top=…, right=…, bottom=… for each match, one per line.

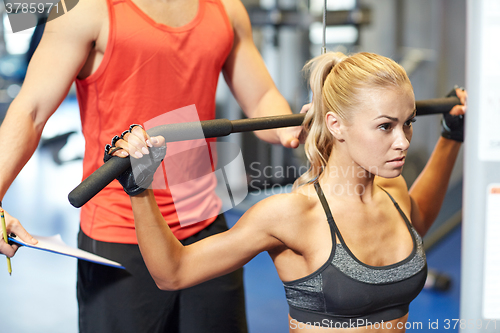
left=107, top=51, right=466, bottom=331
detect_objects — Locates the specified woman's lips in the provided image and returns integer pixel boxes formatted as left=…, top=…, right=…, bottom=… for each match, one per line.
left=387, top=156, right=405, bottom=167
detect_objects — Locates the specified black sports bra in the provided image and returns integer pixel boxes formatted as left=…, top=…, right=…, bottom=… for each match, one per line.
left=283, top=183, right=427, bottom=328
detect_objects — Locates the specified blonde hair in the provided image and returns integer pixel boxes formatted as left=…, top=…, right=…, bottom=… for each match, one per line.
left=294, top=52, right=412, bottom=188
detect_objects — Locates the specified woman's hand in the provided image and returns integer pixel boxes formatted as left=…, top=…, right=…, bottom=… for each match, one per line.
left=450, top=87, right=467, bottom=115
left=442, top=87, right=467, bottom=142
left=104, top=124, right=166, bottom=196
left=107, top=124, right=165, bottom=159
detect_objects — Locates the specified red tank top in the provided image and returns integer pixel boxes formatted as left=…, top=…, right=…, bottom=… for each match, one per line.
left=75, top=0, right=233, bottom=243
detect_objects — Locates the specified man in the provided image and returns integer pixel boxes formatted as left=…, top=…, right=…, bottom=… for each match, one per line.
left=0, top=0, right=303, bottom=331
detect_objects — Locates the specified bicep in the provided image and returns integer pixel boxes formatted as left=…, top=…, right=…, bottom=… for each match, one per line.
left=15, top=0, right=99, bottom=124
left=221, top=0, right=278, bottom=116
left=175, top=203, right=282, bottom=288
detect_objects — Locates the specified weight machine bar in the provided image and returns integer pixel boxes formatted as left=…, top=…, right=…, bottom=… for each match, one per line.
left=68, top=96, right=460, bottom=208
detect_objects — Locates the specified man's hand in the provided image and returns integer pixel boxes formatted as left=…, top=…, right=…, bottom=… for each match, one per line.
left=0, top=208, right=38, bottom=257
left=277, top=103, right=311, bottom=148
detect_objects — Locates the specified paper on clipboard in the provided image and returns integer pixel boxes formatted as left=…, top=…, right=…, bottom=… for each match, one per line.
left=8, top=234, right=125, bottom=269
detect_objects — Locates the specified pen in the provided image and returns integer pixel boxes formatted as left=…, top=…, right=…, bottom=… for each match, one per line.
left=0, top=208, right=12, bottom=275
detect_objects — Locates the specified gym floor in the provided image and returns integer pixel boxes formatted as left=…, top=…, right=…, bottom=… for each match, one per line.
left=0, top=98, right=462, bottom=332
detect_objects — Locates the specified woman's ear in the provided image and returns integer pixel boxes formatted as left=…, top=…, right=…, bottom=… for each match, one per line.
left=325, top=112, right=345, bottom=142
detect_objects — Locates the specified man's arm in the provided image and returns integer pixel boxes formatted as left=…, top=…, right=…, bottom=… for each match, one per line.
left=221, top=0, right=301, bottom=148
left=0, top=0, right=103, bottom=255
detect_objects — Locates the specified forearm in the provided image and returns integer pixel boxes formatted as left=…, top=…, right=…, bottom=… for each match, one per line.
left=409, top=137, right=462, bottom=233
left=0, top=103, right=45, bottom=200
left=249, top=88, right=293, bottom=144
left=131, top=190, right=185, bottom=290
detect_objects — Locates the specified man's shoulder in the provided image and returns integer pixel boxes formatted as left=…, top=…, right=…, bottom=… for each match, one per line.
left=218, top=0, right=249, bottom=27
left=45, top=0, right=107, bottom=35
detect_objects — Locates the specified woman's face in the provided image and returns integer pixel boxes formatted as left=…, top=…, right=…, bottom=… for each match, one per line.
left=341, top=85, right=416, bottom=179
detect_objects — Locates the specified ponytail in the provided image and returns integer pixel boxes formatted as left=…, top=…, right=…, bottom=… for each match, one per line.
left=293, top=52, right=347, bottom=188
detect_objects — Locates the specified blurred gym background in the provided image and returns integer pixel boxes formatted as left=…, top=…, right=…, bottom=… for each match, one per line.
left=0, top=0, right=465, bottom=331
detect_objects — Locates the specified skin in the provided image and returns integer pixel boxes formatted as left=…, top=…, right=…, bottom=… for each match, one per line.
left=114, top=87, right=466, bottom=332
left=0, top=0, right=306, bottom=256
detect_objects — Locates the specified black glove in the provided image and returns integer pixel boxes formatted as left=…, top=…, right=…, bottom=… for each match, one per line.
left=441, top=88, right=464, bottom=142
left=104, top=124, right=166, bottom=196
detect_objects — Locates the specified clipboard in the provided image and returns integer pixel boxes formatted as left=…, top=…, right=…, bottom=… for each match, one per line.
left=8, top=234, right=125, bottom=269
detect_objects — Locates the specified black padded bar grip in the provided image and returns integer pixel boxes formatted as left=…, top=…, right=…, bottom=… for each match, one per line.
left=230, top=113, right=306, bottom=133
left=415, top=96, right=460, bottom=116
left=68, top=114, right=306, bottom=208
left=68, top=97, right=460, bottom=208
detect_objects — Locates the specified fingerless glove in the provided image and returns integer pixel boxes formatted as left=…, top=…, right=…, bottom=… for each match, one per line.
left=441, top=88, right=464, bottom=143
left=103, top=124, right=166, bottom=196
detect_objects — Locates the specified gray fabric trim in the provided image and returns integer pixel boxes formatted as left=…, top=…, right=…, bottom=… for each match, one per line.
left=331, top=227, right=426, bottom=284
left=284, top=274, right=326, bottom=312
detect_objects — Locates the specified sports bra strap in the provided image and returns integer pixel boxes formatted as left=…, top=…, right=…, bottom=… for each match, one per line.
left=314, top=182, right=342, bottom=240
left=314, top=182, right=413, bottom=241
left=376, top=186, right=413, bottom=227
left=314, top=182, right=334, bottom=220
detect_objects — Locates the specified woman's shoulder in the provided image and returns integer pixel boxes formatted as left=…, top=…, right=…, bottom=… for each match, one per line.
left=374, top=175, right=412, bottom=211
left=260, top=186, right=316, bottom=211
left=239, top=184, right=323, bottom=251
left=246, top=183, right=319, bottom=222
left=374, top=174, right=407, bottom=190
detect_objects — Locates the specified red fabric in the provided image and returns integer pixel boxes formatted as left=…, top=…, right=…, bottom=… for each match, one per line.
left=75, top=0, right=233, bottom=243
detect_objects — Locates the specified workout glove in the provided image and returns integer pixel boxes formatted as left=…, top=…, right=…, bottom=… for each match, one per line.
left=104, top=125, right=166, bottom=196
left=441, top=88, right=464, bottom=143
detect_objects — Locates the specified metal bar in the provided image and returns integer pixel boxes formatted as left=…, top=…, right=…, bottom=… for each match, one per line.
left=68, top=96, right=460, bottom=208
left=247, top=8, right=371, bottom=27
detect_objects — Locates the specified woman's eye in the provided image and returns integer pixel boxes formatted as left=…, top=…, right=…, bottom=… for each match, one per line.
left=405, top=118, right=416, bottom=127
left=379, top=123, right=391, bottom=131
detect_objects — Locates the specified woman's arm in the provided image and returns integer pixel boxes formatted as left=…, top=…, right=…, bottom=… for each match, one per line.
left=408, top=88, right=466, bottom=236
left=408, top=137, right=462, bottom=236
left=107, top=126, right=285, bottom=290
left=131, top=190, right=283, bottom=290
